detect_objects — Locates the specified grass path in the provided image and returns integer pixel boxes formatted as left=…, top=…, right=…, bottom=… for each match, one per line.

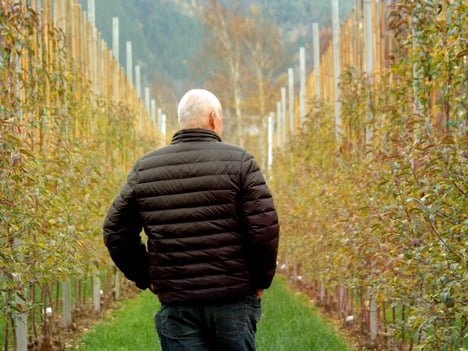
left=74, top=276, right=355, bottom=350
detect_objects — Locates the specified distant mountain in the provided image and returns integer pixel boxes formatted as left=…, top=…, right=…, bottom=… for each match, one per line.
left=78, top=0, right=353, bottom=97
left=79, top=0, right=203, bottom=88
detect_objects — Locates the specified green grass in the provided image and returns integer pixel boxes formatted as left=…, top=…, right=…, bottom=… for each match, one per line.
left=74, top=275, right=354, bottom=351
left=73, top=291, right=159, bottom=351
left=257, top=276, right=353, bottom=350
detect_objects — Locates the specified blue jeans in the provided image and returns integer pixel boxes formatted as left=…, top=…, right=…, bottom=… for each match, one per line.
left=155, top=295, right=262, bottom=351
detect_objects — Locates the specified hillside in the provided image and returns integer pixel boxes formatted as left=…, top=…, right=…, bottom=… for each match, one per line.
left=78, top=0, right=354, bottom=98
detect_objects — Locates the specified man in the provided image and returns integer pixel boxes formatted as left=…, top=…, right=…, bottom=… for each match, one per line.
left=103, top=89, right=279, bottom=351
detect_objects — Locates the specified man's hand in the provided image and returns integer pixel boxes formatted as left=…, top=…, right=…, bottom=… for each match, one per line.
left=256, top=288, right=264, bottom=299
left=149, top=284, right=158, bottom=295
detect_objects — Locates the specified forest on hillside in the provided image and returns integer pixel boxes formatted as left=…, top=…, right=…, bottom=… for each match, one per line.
left=78, top=0, right=354, bottom=105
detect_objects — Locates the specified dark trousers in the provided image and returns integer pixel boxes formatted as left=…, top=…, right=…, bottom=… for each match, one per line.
left=155, top=295, right=262, bottom=351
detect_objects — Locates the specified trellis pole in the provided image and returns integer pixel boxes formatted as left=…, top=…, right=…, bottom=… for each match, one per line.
left=158, top=108, right=163, bottom=134
left=281, top=87, right=286, bottom=145
left=412, top=4, right=423, bottom=121
left=267, top=112, right=274, bottom=170
left=365, top=0, right=374, bottom=144
left=369, top=291, right=378, bottom=343
left=92, top=271, right=101, bottom=312
left=114, top=270, right=121, bottom=301
left=13, top=206, right=26, bottom=351
left=276, top=101, right=282, bottom=147
left=112, top=17, right=119, bottom=62
left=126, top=41, right=133, bottom=84
left=14, top=280, right=27, bottom=351
left=332, top=0, right=341, bottom=140
left=161, top=113, right=167, bottom=143
left=299, top=47, right=306, bottom=124
left=145, top=87, right=150, bottom=113
left=62, top=281, right=72, bottom=327
left=151, top=99, right=156, bottom=124
left=84, top=0, right=99, bottom=130
left=288, top=68, right=294, bottom=136
left=13, top=1, right=27, bottom=346
left=135, top=65, right=141, bottom=98
left=312, top=22, right=320, bottom=98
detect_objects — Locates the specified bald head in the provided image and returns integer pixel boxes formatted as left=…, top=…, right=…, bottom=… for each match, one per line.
left=177, top=89, right=223, bottom=137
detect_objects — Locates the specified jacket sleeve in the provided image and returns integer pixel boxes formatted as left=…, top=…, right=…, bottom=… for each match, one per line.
left=102, top=168, right=150, bottom=290
left=240, top=151, right=280, bottom=289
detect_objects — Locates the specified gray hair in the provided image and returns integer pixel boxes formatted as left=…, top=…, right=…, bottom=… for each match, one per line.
left=177, top=89, right=222, bottom=128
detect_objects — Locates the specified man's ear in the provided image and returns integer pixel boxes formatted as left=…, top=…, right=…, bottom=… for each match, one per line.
left=208, top=111, right=216, bottom=130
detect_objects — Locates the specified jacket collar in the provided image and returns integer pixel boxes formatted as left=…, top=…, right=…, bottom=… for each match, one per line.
left=171, top=128, right=222, bottom=144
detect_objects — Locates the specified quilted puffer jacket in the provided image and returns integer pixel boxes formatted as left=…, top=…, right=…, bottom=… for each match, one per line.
left=103, top=128, right=279, bottom=305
